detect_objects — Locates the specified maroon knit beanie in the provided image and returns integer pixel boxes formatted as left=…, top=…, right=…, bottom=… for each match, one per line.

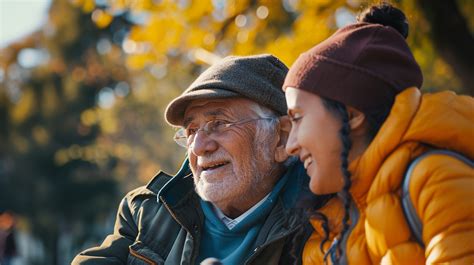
left=283, top=22, right=423, bottom=112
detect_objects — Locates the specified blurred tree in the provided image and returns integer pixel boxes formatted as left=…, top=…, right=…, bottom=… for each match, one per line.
left=76, top=0, right=473, bottom=95
left=0, top=0, right=136, bottom=264
left=416, top=0, right=474, bottom=95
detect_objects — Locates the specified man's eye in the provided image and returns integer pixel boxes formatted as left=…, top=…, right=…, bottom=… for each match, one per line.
left=208, top=120, right=227, bottom=133
left=185, top=127, right=198, bottom=136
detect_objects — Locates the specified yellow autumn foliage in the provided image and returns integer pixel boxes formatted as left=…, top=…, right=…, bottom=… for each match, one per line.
left=92, top=9, right=114, bottom=28
left=10, top=89, right=35, bottom=124
left=72, top=0, right=472, bottom=96
left=64, top=0, right=474, bottom=184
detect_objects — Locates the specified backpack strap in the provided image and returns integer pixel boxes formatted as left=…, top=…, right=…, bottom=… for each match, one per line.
left=401, top=150, right=473, bottom=247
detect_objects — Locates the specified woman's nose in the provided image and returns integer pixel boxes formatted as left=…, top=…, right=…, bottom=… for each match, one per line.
left=285, top=129, right=300, bottom=156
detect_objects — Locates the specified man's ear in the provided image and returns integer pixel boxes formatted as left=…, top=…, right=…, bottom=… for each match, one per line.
left=346, top=106, right=366, bottom=136
left=275, top=115, right=291, bottom=162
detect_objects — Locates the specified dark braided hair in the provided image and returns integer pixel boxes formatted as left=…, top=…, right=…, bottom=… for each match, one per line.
left=284, top=191, right=336, bottom=264
left=281, top=218, right=307, bottom=265
left=285, top=98, right=359, bottom=264
left=313, top=212, right=330, bottom=252
left=322, top=98, right=353, bottom=261
left=319, top=67, right=392, bottom=262
left=286, top=98, right=388, bottom=263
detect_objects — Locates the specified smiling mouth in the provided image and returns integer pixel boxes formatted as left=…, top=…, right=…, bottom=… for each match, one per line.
left=202, top=161, right=229, bottom=171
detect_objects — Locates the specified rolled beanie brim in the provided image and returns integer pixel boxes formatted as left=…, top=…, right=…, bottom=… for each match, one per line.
left=283, top=23, right=423, bottom=111
left=284, top=54, right=397, bottom=112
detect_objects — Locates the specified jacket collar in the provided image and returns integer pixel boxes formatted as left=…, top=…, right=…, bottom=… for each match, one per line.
left=152, top=159, right=311, bottom=239
left=150, top=159, right=203, bottom=235
left=155, top=159, right=310, bottom=209
left=155, top=158, right=193, bottom=205
left=348, top=88, right=422, bottom=204
left=349, top=87, right=474, bottom=205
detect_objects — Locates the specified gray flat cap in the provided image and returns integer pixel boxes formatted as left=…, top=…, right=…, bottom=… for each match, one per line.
left=165, top=54, right=289, bottom=126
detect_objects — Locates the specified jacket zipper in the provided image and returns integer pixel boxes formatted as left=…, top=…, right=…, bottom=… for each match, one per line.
left=159, top=196, right=194, bottom=237
left=159, top=196, right=198, bottom=264
left=245, top=224, right=302, bottom=264
left=129, top=247, right=158, bottom=265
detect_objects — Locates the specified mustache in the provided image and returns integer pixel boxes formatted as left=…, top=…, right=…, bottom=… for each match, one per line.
left=196, top=151, right=230, bottom=165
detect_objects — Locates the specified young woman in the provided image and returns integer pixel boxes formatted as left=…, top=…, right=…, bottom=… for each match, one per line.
left=283, top=3, right=474, bottom=265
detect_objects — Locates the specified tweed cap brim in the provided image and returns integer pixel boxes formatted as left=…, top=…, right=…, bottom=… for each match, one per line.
left=165, top=88, right=239, bottom=126
left=165, top=54, right=288, bottom=126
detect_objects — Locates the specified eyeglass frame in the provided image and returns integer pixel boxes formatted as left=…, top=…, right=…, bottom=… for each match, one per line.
left=173, top=117, right=277, bottom=148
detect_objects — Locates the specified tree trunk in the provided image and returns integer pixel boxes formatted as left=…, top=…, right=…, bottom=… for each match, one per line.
left=416, top=0, right=474, bottom=95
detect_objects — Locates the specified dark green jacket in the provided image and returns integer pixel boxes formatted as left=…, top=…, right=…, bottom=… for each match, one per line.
left=72, top=160, right=312, bottom=265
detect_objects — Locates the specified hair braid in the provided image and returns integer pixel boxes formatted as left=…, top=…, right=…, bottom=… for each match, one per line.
left=335, top=104, right=352, bottom=258
left=322, top=99, right=353, bottom=261
left=312, top=212, right=330, bottom=252
left=282, top=223, right=306, bottom=265
left=285, top=192, right=335, bottom=264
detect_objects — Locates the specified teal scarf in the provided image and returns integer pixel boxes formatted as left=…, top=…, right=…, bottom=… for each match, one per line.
left=197, top=174, right=288, bottom=264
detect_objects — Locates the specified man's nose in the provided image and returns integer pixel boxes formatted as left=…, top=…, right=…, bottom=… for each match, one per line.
left=189, top=130, right=218, bottom=156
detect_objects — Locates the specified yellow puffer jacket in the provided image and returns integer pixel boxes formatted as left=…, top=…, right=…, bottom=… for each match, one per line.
left=304, top=87, right=474, bottom=264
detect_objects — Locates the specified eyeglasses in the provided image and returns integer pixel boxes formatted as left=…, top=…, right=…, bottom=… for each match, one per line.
left=174, top=117, right=275, bottom=148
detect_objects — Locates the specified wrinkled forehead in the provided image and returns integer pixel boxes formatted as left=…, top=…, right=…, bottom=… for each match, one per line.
left=183, top=98, right=257, bottom=126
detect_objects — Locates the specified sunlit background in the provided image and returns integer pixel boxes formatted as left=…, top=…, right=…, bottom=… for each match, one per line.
left=0, top=0, right=473, bottom=264
left=1, top=0, right=51, bottom=48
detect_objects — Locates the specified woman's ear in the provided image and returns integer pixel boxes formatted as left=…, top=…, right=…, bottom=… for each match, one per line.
left=346, top=106, right=366, bottom=136
left=275, top=116, right=291, bottom=162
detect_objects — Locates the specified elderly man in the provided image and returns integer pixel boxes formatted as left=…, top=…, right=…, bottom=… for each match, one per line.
left=73, top=54, right=319, bottom=265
